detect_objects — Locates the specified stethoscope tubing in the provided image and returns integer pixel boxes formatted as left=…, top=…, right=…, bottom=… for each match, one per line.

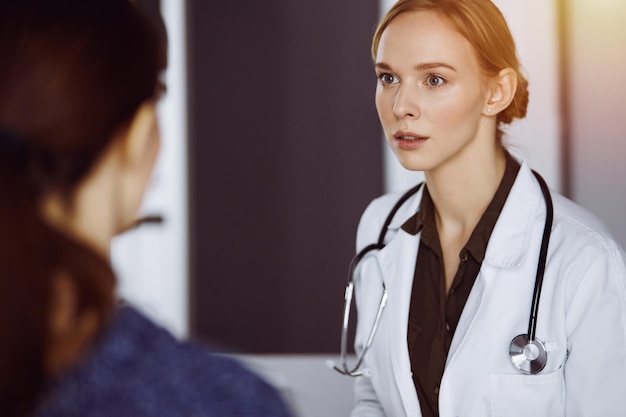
left=334, top=183, right=424, bottom=376
left=527, top=171, right=554, bottom=342
left=334, top=170, right=554, bottom=376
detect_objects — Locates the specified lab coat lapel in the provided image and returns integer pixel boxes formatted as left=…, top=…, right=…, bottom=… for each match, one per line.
left=376, top=228, right=422, bottom=416
left=483, top=161, right=542, bottom=268
left=446, top=161, right=542, bottom=362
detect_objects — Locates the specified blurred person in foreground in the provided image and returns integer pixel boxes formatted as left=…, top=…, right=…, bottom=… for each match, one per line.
left=0, top=1, right=292, bottom=416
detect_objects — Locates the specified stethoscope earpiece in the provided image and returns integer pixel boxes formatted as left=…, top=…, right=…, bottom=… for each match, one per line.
left=509, top=334, right=547, bottom=374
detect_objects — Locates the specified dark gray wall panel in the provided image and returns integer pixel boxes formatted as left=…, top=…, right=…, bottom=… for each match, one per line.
left=187, top=0, right=382, bottom=353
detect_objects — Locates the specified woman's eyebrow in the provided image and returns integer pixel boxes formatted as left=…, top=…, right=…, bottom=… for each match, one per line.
left=415, top=62, right=457, bottom=72
left=374, top=62, right=457, bottom=72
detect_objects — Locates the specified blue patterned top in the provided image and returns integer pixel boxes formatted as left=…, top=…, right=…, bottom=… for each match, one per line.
left=35, top=305, right=293, bottom=417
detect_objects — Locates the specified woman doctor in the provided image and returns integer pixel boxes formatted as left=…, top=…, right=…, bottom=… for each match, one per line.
left=348, top=0, right=626, bottom=416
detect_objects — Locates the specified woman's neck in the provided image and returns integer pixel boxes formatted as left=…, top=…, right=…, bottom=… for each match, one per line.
left=41, top=191, right=113, bottom=260
left=425, top=145, right=507, bottom=239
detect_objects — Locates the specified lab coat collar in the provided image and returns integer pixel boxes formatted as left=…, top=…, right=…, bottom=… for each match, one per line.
left=482, top=160, right=544, bottom=269
left=385, top=184, right=424, bottom=236
left=376, top=228, right=423, bottom=416
left=379, top=159, right=544, bottom=271
left=374, top=158, right=544, bottom=280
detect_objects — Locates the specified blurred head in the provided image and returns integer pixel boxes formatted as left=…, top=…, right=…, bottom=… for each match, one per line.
left=372, top=0, right=528, bottom=145
left=0, top=0, right=165, bottom=200
left=0, top=1, right=165, bottom=415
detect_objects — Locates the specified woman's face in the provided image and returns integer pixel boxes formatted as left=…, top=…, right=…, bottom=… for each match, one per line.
left=375, top=10, right=491, bottom=173
left=116, top=101, right=161, bottom=235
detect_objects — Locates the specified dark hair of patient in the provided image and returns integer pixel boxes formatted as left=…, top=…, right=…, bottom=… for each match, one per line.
left=0, top=1, right=164, bottom=415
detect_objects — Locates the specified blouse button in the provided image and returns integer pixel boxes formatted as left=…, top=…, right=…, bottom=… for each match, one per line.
left=460, top=250, right=469, bottom=262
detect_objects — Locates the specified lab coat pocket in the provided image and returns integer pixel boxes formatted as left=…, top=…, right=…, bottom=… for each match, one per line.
left=488, top=369, right=564, bottom=417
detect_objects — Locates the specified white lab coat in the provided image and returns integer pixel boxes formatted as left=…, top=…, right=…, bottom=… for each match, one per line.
left=350, top=160, right=626, bottom=417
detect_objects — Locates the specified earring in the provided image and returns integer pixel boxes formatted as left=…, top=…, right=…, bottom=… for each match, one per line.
left=487, top=108, right=493, bottom=113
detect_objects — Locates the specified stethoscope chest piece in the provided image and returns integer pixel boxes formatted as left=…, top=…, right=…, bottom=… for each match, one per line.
left=509, top=334, right=547, bottom=374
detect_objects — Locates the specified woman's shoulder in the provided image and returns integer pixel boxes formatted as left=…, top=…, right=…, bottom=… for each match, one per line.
left=36, top=304, right=292, bottom=417
left=548, top=191, right=626, bottom=282
left=514, top=159, right=623, bottom=263
left=551, top=191, right=622, bottom=253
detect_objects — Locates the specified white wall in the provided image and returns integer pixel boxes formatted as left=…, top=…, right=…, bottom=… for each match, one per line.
left=110, top=0, right=189, bottom=338
left=568, top=0, right=626, bottom=248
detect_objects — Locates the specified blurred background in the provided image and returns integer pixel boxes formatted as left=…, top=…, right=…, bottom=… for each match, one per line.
left=111, top=0, right=626, bottom=415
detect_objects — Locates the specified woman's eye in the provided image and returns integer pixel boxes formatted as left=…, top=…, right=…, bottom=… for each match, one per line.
left=378, top=73, right=398, bottom=85
left=426, top=74, right=446, bottom=87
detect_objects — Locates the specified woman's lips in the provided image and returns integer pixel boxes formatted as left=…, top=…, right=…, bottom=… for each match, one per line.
left=394, top=131, right=429, bottom=150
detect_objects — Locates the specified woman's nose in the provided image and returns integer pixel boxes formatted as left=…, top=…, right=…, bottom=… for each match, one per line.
left=392, top=85, right=420, bottom=120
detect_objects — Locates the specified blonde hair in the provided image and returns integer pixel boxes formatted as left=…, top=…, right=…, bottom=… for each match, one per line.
left=372, top=0, right=529, bottom=139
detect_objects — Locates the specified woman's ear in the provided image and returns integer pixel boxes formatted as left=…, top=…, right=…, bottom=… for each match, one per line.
left=483, top=68, right=517, bottom=116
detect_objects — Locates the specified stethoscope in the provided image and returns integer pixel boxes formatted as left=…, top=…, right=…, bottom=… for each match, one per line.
left=332, top=171, right=554, bottom=377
